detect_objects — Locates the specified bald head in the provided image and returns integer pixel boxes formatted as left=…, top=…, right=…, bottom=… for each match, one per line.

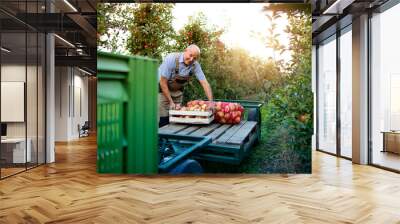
left=187, top=44, right=200, bottom=55
left=183, top=44, right=201, bottom=65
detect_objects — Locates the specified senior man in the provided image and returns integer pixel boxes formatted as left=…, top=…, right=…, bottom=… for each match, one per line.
left=158, top=44, right=213, bottom=127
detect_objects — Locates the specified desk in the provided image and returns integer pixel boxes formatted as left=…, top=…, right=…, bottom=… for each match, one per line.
left=1, top=138, right=31, bottom=163
left=381, top=131, right=400, bottom=154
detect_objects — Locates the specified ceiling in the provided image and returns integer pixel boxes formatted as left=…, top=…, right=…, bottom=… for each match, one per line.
left=0, top=0, right=96, bottom=74
left=312, top=0, right=390, bottom=44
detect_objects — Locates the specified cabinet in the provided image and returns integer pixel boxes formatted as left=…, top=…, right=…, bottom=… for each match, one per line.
left=382, top=131, right=400, bottom=154
left=1, top=138, right=32, bottom=164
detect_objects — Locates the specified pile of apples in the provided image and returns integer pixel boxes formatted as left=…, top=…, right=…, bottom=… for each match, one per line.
left=175, top=100, right=212, bottom=112
left=214, top=101, right=244, bottom=124
left=172, top=100, right=212, bottom=119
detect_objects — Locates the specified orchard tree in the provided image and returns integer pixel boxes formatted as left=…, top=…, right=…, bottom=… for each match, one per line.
left=127, top=3, right=175, bottom=60
left=173, top=13, right=226, bottom=100
left=173, top=13, right=222, bottom=55
left=263, top=3, right=312, bottom=71
left=263, top=3, right=313, bottom=171
left=97, top=3, right=132, bottom=53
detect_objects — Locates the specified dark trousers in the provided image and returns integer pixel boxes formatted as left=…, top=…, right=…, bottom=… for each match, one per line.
left=159, top=116, right=169, bottom=127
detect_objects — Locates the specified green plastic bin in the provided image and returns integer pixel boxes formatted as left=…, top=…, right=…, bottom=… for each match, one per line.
left=97, top=51, right=159, bottom=174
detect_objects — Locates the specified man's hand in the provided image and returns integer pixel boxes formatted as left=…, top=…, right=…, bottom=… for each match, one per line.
left=169, top=101, right=176, bottom=110
left=199, top=79, right=213, bottom=102
left=208, top=101, right=215, bottom=113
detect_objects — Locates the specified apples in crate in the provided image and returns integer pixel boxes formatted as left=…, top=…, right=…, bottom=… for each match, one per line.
left=169, top=100, right=214, bottom=124
left=213, top=102, right=244, bottom=124
left=186, top=100, right=212, bottom=112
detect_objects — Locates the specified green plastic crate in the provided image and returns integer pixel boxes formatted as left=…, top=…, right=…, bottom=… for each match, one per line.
left=97, top=51, right=159, bottom=174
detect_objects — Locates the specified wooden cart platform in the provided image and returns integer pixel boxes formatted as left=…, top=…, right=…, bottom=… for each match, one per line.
left=159, top=120, right=259, bottom=164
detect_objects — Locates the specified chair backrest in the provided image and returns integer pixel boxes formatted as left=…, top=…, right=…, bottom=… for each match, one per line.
left=82, top=121, right=90, bottom=129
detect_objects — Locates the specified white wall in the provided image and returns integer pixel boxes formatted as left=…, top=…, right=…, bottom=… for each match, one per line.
left=0, top=65, right=41, bottom=138
left=55, top=66, right=70, bottom=141
left=55, top=67, right=89, bottom=141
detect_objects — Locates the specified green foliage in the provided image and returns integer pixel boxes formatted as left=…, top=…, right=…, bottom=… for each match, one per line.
left=97, top=3, right=132, bottom=53
left=265, top=12, right=286, bottom=67
left=262, top=6, right=313, bottom=172
left=172, top=13, right=221, bottom=55
left=263, top=3, right=311, bottom=15
left=126, top=3, right=175, bottom=60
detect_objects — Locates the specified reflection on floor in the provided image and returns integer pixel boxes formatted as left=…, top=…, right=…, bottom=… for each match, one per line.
left=0, top=163, right=44, bottom=178
left=0, top=167, right=25, bottom=178
left=373, top=150, right=400, bottom=171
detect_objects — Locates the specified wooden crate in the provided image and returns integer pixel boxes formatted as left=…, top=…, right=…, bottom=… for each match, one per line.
left=169, top=110, right=214, bottom=124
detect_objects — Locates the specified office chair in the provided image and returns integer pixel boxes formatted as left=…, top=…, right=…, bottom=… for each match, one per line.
left=78, top=121, right=90, bottom=138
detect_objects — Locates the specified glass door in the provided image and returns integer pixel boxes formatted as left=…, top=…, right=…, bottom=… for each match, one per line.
left=339, top=26, right=352, bottom=159
left=317, top=35, right=337, bottom=154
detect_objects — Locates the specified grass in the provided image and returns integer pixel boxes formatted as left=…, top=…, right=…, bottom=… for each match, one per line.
left=200, top=105, right=311, bottom=174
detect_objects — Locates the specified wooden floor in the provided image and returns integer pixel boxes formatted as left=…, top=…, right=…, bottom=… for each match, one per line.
left=1, top=136, right=400, bottom=223
left=373, top=150, right=400, bottom=171
left=1, top=167, right=26, bottom=178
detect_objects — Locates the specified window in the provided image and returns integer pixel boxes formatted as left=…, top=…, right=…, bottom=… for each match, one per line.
left=317, top=35, right=337, bottom=154
left=371, top=3, right=400, bottom=171
left=340, top=26, right=352, bottom=158
left=0, top=1, right=46, bottom=179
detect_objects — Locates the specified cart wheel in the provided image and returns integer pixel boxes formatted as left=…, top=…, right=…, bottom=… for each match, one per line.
left=169, top=159, right=203, bottom=174
left=248, top=108, right=261, bottom=145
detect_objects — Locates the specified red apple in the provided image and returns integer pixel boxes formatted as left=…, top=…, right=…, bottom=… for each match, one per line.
left=217, top=111, right=224, bottom=118
left=220, top=118, right=226, bottom=123
left=224, top=105, right=230, bottom=113
left=224, top=113, right=231, bottom=120
left=229, top=103, right=235, bottom=111
left=234, top=116, right=241, bottom=124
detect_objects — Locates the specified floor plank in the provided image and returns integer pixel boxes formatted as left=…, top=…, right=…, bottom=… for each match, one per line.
left=0, top=135, right=400, bottom=223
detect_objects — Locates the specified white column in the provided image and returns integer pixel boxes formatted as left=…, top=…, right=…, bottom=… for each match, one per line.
left=312, top=45, right=317, bottom=151
left=352, top=14, right=369, bottom=164
left=46, top=32, right=55, bottom=163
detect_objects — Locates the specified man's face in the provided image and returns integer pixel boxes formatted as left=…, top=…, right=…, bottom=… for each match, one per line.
left=183, top=48, right=199, bottom=65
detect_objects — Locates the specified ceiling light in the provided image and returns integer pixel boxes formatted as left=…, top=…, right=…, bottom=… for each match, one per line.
left=1, top=47, right=11, bottom=53
left=323, top=0, right=355, bottom=15
left=63, top=0, right=78, bottom=12
left=54, top=34, right=75, bottom=48
left=78, top=67, right=93, bottom=76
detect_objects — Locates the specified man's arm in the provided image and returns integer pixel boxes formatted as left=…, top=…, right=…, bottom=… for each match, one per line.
left=160, top=76, right=175, bottom=109
left=193, top=62, right=213, bottom=101
left=199, top=79, right=213, bottom=101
